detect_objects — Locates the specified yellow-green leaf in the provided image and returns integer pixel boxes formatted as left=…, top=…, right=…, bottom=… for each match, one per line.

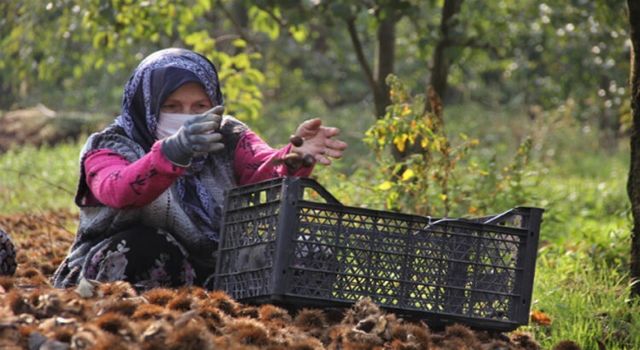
left=290, top=25, right=308, bottom=42
left=232, top=39, right=247, bottom=48
left=378, top=181, right=393, bottom=191
left=394, top=134, right=408, bottom=152
left=402, top=169, right=415, bottom=181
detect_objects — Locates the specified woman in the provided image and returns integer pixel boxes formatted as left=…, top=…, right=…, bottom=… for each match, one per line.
left=52, top=48, right=347, bottom=290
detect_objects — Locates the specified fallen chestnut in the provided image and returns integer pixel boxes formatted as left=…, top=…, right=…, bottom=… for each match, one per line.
left=282, top=152, right=303, bottom=169
left=289, top=135, right=304, bottom=147
left=302, top=154, right=315, bottom=168
left=270, top=152, right=314, bottom=169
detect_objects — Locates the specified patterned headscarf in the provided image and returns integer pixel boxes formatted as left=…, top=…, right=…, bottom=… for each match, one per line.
left=115, top=48, right=224, bottom=241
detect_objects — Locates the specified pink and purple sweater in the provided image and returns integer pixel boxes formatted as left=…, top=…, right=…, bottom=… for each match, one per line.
left=84, top=130, right=312, bottom=208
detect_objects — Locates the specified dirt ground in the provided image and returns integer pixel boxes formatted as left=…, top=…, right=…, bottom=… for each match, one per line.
left=0, top=210, right=576, bottom=350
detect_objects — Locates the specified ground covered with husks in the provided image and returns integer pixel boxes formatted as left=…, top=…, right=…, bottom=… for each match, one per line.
left=0, top=210, right=579, bottom=350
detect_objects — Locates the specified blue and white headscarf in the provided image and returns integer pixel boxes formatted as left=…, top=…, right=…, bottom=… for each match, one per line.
left=115, top=48, right=225, bottom=240
left=116, top=48, right=223, bottom=150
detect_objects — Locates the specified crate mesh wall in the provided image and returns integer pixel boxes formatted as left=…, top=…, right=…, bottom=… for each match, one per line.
left=216, top=182, right=283, bottom=300
left=287, top=205, right=524, bottom=322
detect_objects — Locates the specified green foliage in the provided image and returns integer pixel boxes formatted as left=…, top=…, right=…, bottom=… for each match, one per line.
left=185, top=30, right=265, bottom=121
left=364, top=75, right=535, bottom=216
left=489, top=0, right=629, bottom=130
left=2, top=0, right=629, bottom=149
left=248, top=6, right=280, bottom=40
left=0, top=1, right=265, bottom=120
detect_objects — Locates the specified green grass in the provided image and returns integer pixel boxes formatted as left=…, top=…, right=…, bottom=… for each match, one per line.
left=0, top=142, right=81, bottom=214
left=523, top=151, right=637, bottom=349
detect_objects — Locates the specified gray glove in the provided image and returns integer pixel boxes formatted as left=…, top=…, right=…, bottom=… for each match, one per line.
left=162, top=105, right=225, bottom=166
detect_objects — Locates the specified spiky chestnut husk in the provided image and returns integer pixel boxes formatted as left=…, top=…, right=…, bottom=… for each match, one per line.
left=143, top=288, right=177, bottom=307
left=259, top=304, right=291, bottom=323
left=552, top=340, right=582, bottom=350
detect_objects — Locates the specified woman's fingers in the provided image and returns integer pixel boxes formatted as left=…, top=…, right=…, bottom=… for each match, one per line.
left=296, top=118, right=322, bottom=138
left=290, top=120, right=348, bottom=166
left=325, top=138, right=348, bottom=151
left=192, top=141, right=224, bottom=153
left=314, top=154, right=332, bottom=165
left=190, top=132, right=224, bottom=153
left=204, top=105, right=225, bottom=117
left=187, top=111, right=222, bottom=133
left=191, top=132, right=223, bottom=144
left=322, top=147, right=344, bottom=159
left=204, top=142, right=225, bottom=153
left=188, top=121, right=219, bottom=135
left=321, top=126, right=340, bottom=138
left=296, top=135, right=347, bottom=159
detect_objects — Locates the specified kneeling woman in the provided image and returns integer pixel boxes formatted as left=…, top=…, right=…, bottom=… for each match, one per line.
left=52, top=48, right=347, bottom=290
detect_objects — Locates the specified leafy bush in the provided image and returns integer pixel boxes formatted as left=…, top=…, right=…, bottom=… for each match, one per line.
left=363, top=75, right=536, bottom=217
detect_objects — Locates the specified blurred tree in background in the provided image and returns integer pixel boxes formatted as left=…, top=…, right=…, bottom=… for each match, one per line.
left=0, top=0, right=630, bottom=210
left=0, top=0, right=631, bottom=212
left=1, top=0, right=628, bottom=136
left=0, top=0, right=266, bottom=119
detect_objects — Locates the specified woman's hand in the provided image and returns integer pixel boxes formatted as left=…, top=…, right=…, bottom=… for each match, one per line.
left=162, top=106, right=225, bottom=166
left=290, top=118, right=348, bottom=165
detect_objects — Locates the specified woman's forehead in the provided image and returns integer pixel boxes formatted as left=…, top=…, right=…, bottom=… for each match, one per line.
left=164, top=82, right=210, bottom=101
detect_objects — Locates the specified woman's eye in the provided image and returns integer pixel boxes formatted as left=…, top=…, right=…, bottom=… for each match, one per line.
left=195, top=105, right=212, bottom=113
left=161, top=105, right=177, bottom=112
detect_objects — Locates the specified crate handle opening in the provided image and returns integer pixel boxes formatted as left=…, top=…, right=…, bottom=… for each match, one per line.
left=296, top=178, right=342, bottom=205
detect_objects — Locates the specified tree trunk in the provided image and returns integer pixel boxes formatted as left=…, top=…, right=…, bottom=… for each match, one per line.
left=627, top=0, right=640, bottom=298
left=427, top=0, right=463, bottom=111
left=374, top=15, right=395, bottom=119
left=345, top=11, right=396, bottom=120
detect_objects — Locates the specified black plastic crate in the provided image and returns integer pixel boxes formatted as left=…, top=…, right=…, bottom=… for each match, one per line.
left=213, top=177, right=543, bottom=331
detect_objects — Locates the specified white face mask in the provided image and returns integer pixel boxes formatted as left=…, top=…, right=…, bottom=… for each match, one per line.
left=155, top=112, right=193, bottom=139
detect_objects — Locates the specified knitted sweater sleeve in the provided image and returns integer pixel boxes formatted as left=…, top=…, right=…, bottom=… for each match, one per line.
left=233, top=130, right=313, bottom=186
left=84, top=140, right=186, bottom=208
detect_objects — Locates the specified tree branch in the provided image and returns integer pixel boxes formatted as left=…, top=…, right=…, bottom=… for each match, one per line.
left=374, top=12, right=396, bottom=118
left=213, top=0, right=258, bottom=50
left=256, top=4, right=289, bottom=28
left=345, top=16, right=377, bottom=96
left=214, top=34, right=242, bottom=43
left=427, top=0, right=464, bottom=112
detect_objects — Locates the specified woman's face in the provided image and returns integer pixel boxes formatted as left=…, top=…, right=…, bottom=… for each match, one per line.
left=160, top=82, right=213, bottom=114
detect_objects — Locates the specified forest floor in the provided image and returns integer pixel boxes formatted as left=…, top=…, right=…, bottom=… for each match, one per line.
left=0, top=209, right=571, bottom=350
